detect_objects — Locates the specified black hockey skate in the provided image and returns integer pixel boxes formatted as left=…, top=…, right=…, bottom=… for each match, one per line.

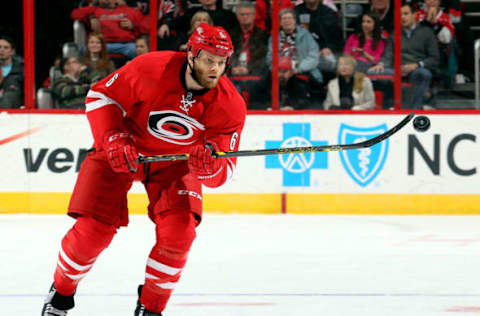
left=41, top=283, right=74, bottom=316
left=134, top=285, right=163, bottom=316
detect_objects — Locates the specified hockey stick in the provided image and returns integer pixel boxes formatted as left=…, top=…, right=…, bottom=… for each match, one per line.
left=138, top=112, right=415, bottom=163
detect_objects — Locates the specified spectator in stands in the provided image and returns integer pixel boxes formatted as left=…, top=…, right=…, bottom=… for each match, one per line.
left=344, top=12, right=387, bottom=73
left=155, top=0, right=178, bottom=50
left=71, top=0, right=148, bottom=59
left=53, top=56, right=100, bottom=109
left=230, top=3, right=268, bottom=76
left=413, top=0, right=474, bottom=81
left=82, top=32, right=116, bottom=79
left=255, top=0, right=294, bottom=33
left=229, top=2, right=269, bottom=109
left=369, top=3, right=440, bottom=109
left=267, top=9, right=323, bottom=109
left=324, top=54, right=375, bottom=110
left=135, top=34, right=150, bottom=55
left=294, top=0, right=343, bottom=74
left=416, top=0, right=457, bottom=87
left=276, top=55, right=317, bottom=110
left=417, top=0, right=455, bottom=44
left=0, top=36, right=23, bottom=109
left=176, top=11, right=213, bottom=51
left=172, top=0, right=238, bottom=35
left=355, top=0, right=394, bottom=38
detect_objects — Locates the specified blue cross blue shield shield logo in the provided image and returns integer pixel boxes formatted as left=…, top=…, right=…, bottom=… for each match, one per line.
left=338, top=123, right=389, bottom=187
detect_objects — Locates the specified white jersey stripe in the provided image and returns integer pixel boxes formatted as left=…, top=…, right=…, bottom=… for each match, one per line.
left=59, top=248, right=94, bottom=272
left=147, top=258, right=182, bottom=276
left=85, top=90, right=126, bottom=116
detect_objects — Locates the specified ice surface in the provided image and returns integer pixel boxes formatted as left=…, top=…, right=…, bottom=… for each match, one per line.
left=1, top=214, right=480, bottom=315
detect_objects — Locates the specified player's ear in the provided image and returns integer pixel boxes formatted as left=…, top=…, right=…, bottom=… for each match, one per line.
left=187, top=51, right=194, bottom=66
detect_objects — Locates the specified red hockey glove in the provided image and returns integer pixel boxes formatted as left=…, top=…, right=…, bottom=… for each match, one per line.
left=103, top=130, right=139, bottom=173
left=188, top=142, right=222, bottom=178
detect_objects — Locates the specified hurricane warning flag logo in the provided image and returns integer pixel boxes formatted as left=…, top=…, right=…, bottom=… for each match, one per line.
left=338, top=123, right=389, bottom=187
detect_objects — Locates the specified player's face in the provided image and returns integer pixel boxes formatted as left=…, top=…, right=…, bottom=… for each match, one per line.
left=192, top=50, right=227, bottom=89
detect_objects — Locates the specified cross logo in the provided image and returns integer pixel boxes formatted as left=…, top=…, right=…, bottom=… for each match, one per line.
left=180, top=93, right=196, bottom=113
left=265, top=123, right=328, bottom=187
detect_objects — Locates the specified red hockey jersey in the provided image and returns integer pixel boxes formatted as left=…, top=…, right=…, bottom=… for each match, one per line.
left=85, top=51, right=247, bottom=187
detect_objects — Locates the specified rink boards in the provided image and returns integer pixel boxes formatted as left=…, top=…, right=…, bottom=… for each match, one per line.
left=1, top=112, right=479, bottom=214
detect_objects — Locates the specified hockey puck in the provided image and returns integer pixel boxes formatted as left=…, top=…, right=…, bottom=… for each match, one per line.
left=413, top=115, right=430, bottom=132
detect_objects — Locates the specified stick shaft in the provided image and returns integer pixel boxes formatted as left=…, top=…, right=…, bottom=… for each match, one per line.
left=138, top=112, right=415, bottom=164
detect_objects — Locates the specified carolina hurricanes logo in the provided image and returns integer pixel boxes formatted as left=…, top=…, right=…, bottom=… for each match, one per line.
left=147, top=110, right=205, bottom=145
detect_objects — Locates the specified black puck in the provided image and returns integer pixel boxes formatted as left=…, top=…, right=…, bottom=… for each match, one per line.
left=413, top=115, right=430, bottom=132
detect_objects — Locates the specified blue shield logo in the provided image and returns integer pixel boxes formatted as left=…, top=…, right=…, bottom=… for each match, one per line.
left=338, top=123, right=389, bottom=187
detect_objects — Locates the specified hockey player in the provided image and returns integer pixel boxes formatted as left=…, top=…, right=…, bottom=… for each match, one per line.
left=41, top=23, right=246, bottom=316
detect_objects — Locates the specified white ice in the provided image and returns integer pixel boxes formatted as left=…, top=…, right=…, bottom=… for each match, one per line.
left=1, top=214, right=480, bottom=316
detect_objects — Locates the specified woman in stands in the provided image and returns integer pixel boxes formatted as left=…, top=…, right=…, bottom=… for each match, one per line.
left=82, top=32, right=116, bottom=79
left=324, top=54, right=375, bottom=110
left=343, top=12, right=386, bottom=73
left=176, top=11, right=213, bottom=52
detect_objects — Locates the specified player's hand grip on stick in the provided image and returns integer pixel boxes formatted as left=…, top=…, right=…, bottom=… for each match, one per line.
left=188, top=142, right=221, bottom=178
left=103, top=130, right=139, bottom=173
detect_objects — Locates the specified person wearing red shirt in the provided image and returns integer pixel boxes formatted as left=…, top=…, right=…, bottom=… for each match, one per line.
left=71, top=0, right=148, bottom=59
left=229, top=2, right=269, bottom=109
left=41, top=23, right=246, bottom=316
left=254, top=0, right=294, bottom=33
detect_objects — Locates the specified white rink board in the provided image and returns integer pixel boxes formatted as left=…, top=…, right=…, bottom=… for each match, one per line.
left=0, top=113, right=479, bottom=194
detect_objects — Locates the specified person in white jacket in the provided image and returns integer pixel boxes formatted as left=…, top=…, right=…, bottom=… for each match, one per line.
left=324, top=54, right=375, bottom=110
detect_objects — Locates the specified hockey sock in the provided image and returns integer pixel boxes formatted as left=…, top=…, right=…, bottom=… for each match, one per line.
left=141, top=210, right=197, bottom=313
left=54, top=216, right=117, bottom=296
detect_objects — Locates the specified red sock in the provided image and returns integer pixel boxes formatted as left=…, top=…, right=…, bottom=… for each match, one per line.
left=141, top=211, right=197, bottom=313
left=54, top=216, right=116, bottom=296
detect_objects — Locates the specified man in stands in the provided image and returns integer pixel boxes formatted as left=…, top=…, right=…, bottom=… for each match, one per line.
left=41, top=23, right=246, bottom=316
left=172, top=0, right=239, bottom=35
left=71, top=0, right=148, bottom=59
left=294, top=0, right=343, bottom=74
left=266, top=9, right=324, bottom=109
left=0, top=36, right=23, bottom=109
left=53, top=56, right=100, bottom=109
left=229, top=2, right=269, bottom=108
left=369, top=3, right=440, bottom=109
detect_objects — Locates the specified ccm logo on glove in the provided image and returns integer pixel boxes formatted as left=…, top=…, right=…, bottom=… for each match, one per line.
left=103, top=130, right=139, bottom=173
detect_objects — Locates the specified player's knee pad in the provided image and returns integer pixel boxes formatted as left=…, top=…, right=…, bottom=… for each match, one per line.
left=64, top=216, right=117, bottom=261
left=153, top=210, right=197, bottom=260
